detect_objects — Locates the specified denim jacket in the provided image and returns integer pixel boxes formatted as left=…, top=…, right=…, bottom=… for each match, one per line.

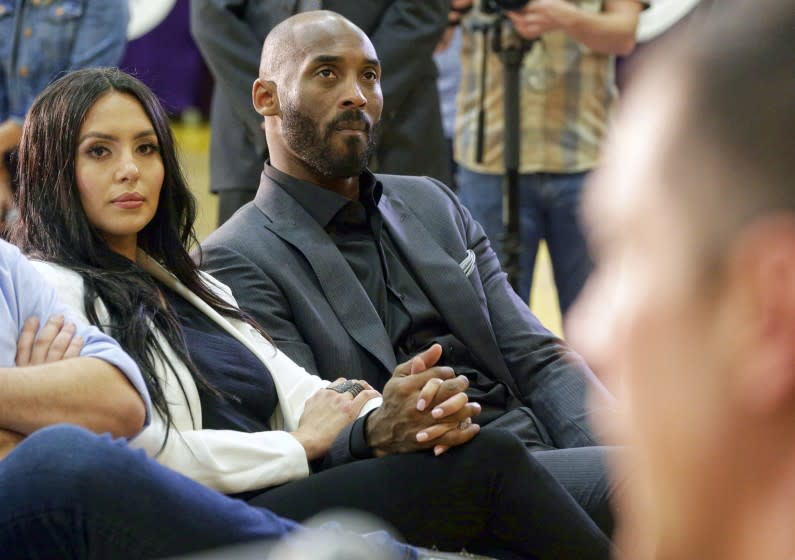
left=0, top=0, right=128, bottom=123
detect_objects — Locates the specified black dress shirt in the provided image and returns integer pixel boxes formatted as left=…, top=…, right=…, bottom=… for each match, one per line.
left=266, top=164, right=517, bottom=425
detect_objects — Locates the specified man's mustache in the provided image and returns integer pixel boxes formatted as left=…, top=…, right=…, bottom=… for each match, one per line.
left=328, top=110, right=373, bottom=133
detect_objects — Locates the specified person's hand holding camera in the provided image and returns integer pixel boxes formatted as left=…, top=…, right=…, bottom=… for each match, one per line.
left=506, top=0, right=577, bottom=40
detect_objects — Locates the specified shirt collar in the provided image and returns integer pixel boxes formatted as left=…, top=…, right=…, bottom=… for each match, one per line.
left=264, top=162, right=382, bottom=228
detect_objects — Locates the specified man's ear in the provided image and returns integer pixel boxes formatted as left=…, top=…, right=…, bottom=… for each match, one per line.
left=729, top=216, right=795, bottom=416
left=252, top=77, right=280, bottom=117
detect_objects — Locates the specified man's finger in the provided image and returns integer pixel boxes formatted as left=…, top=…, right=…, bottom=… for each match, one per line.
left=429, top=375, right=470, bottom=408
left=393, top=343, right=443, bottom=377
left=416, top=377, right=444, bottom=412
left=15, top=316, right=40, bottom=366
left=413, top=343, right=443, bottom=373
left=395, top=365, right=456, bottom=394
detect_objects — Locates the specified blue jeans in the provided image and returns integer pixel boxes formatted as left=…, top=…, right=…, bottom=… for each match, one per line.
left=457, top=166, right=593, bottom=314
left=0, top=425, right=416, bottom=560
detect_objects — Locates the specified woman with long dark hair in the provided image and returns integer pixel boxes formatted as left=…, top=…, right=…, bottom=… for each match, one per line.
left=10, top=67, right=612, bottom=560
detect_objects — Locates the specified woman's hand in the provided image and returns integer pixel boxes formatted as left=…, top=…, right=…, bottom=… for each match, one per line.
left=414, top=371, right=481, bottom=456
left=292, top=379, right=380, bottom=461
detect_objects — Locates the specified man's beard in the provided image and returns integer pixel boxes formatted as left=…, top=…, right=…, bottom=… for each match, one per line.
left=281, top=101, right=378, bottom=179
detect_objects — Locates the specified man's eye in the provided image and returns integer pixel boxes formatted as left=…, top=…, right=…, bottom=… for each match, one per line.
left=363, top=70, right=378, bottom=80
left=318, top=69, right=335, bottom=78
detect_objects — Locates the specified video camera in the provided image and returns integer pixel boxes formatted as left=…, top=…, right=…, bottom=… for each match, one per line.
left=481, top=0, right=532, bottom=14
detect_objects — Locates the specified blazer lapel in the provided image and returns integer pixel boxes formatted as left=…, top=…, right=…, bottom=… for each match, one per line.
left=254, top=178, right=398, bottom=373
left=138, top=251, right=314, bottom=427
left=379, top=193, right=520, bottom=395
left=138, top=251, right=255, bottom=350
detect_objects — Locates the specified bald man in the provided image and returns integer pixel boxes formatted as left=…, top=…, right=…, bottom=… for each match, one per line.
left=202, top=10, right=616, bottom=534
left=191, top=0, right=449, bottom=225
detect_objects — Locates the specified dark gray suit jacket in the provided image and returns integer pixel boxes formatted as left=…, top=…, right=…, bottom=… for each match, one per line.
left=200, top=171, right=606, bottom=447
left=190, top=0, right=451, bottom=193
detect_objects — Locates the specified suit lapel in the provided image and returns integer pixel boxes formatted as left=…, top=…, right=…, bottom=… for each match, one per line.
left=138, top=251, right=254, bottom=352
left=379, top=192, right=520, bottom=394
left=254, top=177, right=398, bottom=373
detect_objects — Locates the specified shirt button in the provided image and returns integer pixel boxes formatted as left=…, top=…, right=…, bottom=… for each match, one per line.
left=19, top=66, right=29, bottom=78
left=24, top=27, right=33, bottom=38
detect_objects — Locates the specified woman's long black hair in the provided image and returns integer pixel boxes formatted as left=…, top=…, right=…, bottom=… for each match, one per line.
left=10, top=67, right=255, bottom=435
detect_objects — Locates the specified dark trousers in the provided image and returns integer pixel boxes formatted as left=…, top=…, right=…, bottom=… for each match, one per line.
left=249, top=429, right=611, bottom=560
left=0, top=425, right=415, bottom=560
left=457, top=167, right=592, bottom=314
left=480, top=364, right=617, bottom=537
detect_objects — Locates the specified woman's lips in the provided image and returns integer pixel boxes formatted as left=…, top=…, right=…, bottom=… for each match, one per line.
left=112, top=193, right=144, bottom=209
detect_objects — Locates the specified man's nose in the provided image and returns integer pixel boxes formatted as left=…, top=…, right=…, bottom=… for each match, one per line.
left=340, top=78, right=367, bottom=108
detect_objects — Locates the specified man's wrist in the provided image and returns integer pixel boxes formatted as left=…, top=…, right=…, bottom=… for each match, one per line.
left=364, top=407, right=392, bottom=454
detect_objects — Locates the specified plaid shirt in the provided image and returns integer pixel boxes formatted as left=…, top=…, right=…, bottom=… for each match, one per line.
left=455, top=0, right=623, bottom=174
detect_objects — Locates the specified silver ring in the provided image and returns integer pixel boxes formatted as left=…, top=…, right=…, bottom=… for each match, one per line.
left=346, top=382, right=365, bottom=398
left=327, top=380, right=365, bottom=397
left=327, top=380, right=354, bottom=393
left=457, top=419, right=471, bottom=430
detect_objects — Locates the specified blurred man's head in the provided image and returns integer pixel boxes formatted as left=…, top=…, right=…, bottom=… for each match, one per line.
left=252, top=11, right=383, bottom=186
left=570, top=1, right=795, bottom=558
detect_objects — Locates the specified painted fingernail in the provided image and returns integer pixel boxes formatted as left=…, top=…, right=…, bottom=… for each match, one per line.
left=416, top=398, right=426, bottom=411
left=431, top=407, right=444, bottom=418
left=416, top=431, right=429, bottom=442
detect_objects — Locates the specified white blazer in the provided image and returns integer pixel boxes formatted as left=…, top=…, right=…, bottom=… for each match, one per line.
left=32, top=252, right=381, bottom=495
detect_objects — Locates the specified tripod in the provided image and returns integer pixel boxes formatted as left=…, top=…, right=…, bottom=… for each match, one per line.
left=473, top=16, right=535, bottom=292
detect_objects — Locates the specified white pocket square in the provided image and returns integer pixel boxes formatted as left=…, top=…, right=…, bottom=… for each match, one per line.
left=459, top=249, right=476, bottom=277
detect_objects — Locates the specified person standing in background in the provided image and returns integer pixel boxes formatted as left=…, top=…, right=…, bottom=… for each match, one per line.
left=0, top=0, right=128, bottom=229
left=190, top=0, right=451, bottom=226
left=433, top=14, right=463, bottom=192
left=454, top=0, right=644, bottom=315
